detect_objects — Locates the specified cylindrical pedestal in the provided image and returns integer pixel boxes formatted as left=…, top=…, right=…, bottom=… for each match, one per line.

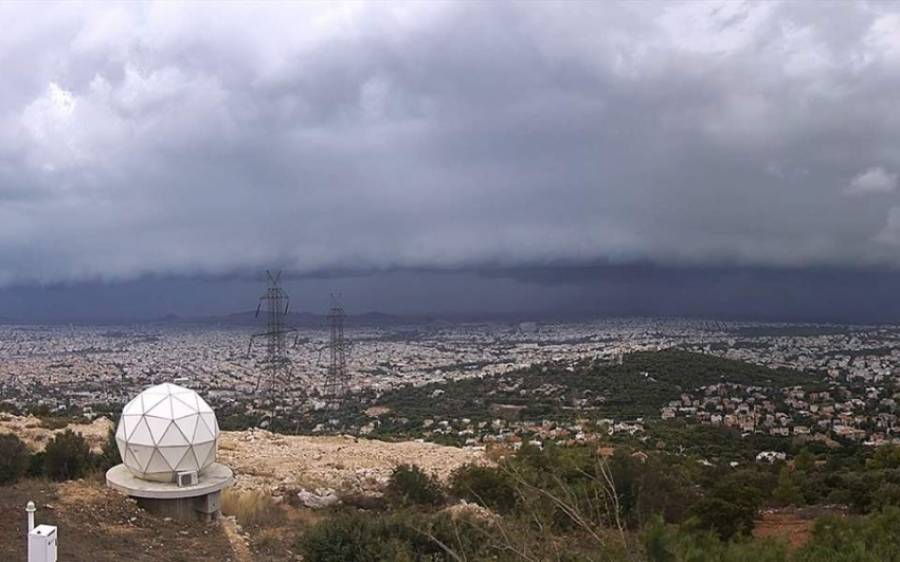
left=135, top=490, right=222, bottom=521
left=106, top=463, right=233, bottom=522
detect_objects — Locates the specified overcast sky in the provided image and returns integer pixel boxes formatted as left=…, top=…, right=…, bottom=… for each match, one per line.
left=3, top=1, right=900, bottom=321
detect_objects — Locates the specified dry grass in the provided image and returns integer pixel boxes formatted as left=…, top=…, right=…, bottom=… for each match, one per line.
left=222, top=489, right=286, bottom=528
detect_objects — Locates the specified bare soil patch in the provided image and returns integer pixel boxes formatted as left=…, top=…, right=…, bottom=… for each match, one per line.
left=218, top=429, right=487, bottom=494
left=754, top=506, right=845, bottom=549
left=0, top=478, right=239, bottom=562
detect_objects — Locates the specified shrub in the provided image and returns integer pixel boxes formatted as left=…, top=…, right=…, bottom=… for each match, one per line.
left=0, top=433, right=30, bottom=485
left=27, top=451, right=46, bottom=478
left=296, top=510, right=490, bottom=562
left=386, top=464, right=445, bottom=507
left=39, top=417, right=72, bottom=430
left=449, top=464, right=518, bottom=514
left=684, top=473, right=763, bottom=540
left=43, top=430, right=92, bottom=481
left=297, top=511, right=413, bottom=562
left=642, top=519, right=789, bottom=562
left=796, top=506, right=900, bottom=561
left=222, top=489, right=285, bottom=528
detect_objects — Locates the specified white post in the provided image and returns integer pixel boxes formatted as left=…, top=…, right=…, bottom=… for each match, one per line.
left=26, top=501, right=35, bottom=533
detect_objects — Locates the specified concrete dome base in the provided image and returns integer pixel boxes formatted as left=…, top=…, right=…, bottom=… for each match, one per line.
left=106, top=462, right=233, bottom=521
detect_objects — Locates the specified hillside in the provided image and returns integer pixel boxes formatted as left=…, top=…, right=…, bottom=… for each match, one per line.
left=361, top=349, right=815, bottom=432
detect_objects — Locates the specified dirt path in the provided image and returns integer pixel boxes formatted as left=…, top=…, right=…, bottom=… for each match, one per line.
left=221, top=516, right=255, bottom=562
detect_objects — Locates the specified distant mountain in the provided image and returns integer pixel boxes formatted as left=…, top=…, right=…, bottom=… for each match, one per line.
left=174, top=310, right=437, bottom=328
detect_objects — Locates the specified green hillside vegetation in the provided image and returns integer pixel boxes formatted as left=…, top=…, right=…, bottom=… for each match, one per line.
left=355, top=350, right=815, bottom=437
left=296, top=443, right=900, bottom=561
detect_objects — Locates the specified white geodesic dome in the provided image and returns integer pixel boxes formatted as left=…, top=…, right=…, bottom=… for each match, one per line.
left=116, top=383, right=219, bottom=483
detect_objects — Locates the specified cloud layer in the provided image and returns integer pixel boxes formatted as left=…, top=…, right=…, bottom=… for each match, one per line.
left=3, top=1, right=900, bottom=286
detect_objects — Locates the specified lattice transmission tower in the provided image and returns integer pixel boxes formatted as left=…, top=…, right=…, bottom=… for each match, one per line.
left=248, top=270, right=299, bottom=402
left=321, top=295, right=351, bottom=409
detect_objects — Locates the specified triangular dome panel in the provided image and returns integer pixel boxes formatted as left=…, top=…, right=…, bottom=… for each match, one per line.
left=180, top=393, right=199, bottom=410
left=121, top=414, right=142, bottom=440
left=193, top=441, right=215, bottom=469
left=176, top=447, right=200, bottom=471
left=159, top=445, right=190, bottom=471
left=129, top=444, right=154, bottom=473
left=199, top=413, right=218, bottom=436
left=145, top=449, right=170, bottom=474
left=171, top=396, right=195, bottom=418
left=194, top=416, right=214, bottom=442
left=202, top=440, right=217, bottom=467
left=174, top=415, right=198, bottom=442
left=129, top=418, right=155, bottom=446
left=123, top=444, right=138, bottom=468
left=160, top=421, right=190, bottom=447
left=145, top=416, right=171, bottom=444
left=140, top=392, right=167, bottom=414
left=146, top=396, right=173, bottom=418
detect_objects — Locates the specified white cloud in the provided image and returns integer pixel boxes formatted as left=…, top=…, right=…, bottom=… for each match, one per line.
left=846, top=167, right=898, bottom=196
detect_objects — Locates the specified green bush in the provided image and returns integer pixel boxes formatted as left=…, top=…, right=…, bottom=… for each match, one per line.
left=0, top=433, right=30, bottom=485
left=795, top=506, right=900, bottom=561
left=295, top=511, right=422, bottom=562
left=43, top=430, right=92, bottom=481
left=449, top=464, right=518, bottom=514
left=296, top=510, right=496, bottom=562
left=642, top=520, right=789, bottom=562
left=684, top=474, right=763, bottom=540
left=27, top=451, right=46, bottom=478
left=386, top=464, right=445, bottom=507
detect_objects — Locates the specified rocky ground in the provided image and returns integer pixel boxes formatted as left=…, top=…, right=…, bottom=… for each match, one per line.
left=0, top=413, right=113, bottom=452
left=219, top=428, right=487, bottom=495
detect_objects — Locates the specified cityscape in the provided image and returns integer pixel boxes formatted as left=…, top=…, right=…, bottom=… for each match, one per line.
left=4, top=318, right=900, bottom=450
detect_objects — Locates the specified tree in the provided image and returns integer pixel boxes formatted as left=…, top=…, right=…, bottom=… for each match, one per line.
left=449, top=464, right=518, bottom=514
left=43, top=430, right=92, bottom=481
left=868, top=445, right=900, bottom=470
left=686, top=476, right=762, bottom=540
left=386, top=464, right=445, bottom=507
left=772, top=467, right=804, bottom=507
left=686, top=497, right=756, bottom=541
left=0, top=434, right=30, bottom=485
left=794, top=449, right=815, bottom=471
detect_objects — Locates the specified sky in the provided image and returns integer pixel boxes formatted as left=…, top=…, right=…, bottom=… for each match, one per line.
left=2, top=1, right=900, bottom=322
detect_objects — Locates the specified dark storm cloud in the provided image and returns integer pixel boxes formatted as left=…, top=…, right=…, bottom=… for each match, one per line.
left=5, top=265, right=900, bottom=325
left=2, top=1, right=900, bottom=286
